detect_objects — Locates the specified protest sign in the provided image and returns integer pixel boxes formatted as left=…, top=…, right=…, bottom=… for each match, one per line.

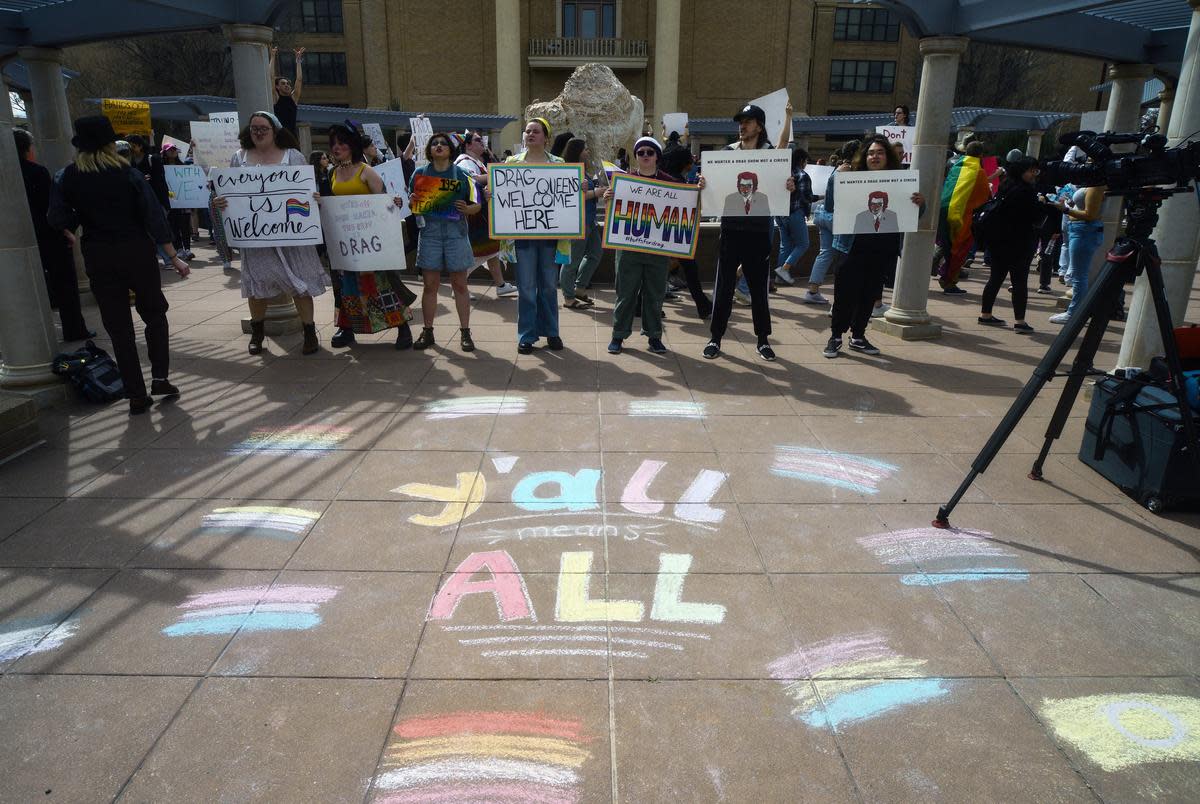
left=487, top=163, right=585, bottom=239
left=319, top=194, right=406, bottom=272
left=362, top=123, right=394, bottom=160
left=662, top=112, right=688, bottom=138
left=208, top=112, right=240, bottom=127
left=700, top=149, right=792, bottom=217
left=101, top=99, right=151, bottom=136
left=749, top=88, right=789, bottom=145
left=161, top=135, right=191, bottom=160
left=603, top=173, right=700, bottom=259
left=876, top=124, right=914, bottom=165
left=410, top=116, right=433, bottom=167
left=373, top=159, right=412, bottom=219
left=164, top=165, right=209, bottom=209
left=832, top=170, right=921, bottom=235
left=190, top=120, right=241, bottom=169
left=804, top=164, right=834, bottom=195
left=208, top=164, right=323, bottom=247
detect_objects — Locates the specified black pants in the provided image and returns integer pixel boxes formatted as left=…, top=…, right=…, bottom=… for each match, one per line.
left=168, top=210, right=191, bottom=251
left=710, top=228, right=771, bottom=342
left=830, top=252, right=890, bottom=339
left=981, top=258, right=1029, bottom=320
left=37, top=236, right=88, bottom=338
left=83, top=238, right=170, bottom=399
left=677, top=258, right=712, bottom=318
left=1038, top=237, right=1060, bottom=289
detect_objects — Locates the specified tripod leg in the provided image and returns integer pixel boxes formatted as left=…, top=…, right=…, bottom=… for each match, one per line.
left=1144, top=261, right=1200, bottom=468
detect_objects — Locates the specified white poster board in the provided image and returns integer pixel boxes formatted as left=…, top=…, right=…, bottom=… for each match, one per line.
left=876, top=125, right=915, bottom=165
left=190, top=120, right=241, bottom=169
left=749, top=88, right=789, bottom=146
left=700, top=149, right=792, bottom=218
left=804, top=164, right=834, bottom=195
left=161, top=134, right=191, bottom=160
left=832, top=170, right=922, bottom=235
left=319, top=194, right=406, bottom=272
left=410, top=116, right=433, bottom=167
left=603, top=173, right=700, bottom=259
left=164, top=164, right=209, bottom=209
left=362, top=122, right=394, bottom=160
left=1079, top=111, right=1107, bottom=133
left=208, top=164, right=323, bottom=246
left=487, top=163, right=586, bottom=239
left=208, top=112, right=239, bottom=127
left=373, top=159, right=412, bottom=219
left=662, top=113, right=688, bottom=138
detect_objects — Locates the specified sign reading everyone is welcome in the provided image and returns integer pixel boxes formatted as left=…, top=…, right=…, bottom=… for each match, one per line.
left=209, top=165, right=323, bottom=247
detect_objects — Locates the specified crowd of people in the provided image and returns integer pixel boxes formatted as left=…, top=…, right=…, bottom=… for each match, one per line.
left=16, top=90, right=1094, bottom=415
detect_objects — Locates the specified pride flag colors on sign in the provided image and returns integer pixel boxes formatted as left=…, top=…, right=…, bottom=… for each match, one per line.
left=285, top=198, right=311, bottom=218
left=603, top=173, right=700, bottom=259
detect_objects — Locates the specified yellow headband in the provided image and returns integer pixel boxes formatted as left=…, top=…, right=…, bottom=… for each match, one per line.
left=530, top=117, right=552, bottom=138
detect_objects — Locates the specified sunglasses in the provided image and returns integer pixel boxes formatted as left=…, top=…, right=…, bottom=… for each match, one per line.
left=635, top=149, right=657, bottom=157
left=430, top=141, right=450, bottom=149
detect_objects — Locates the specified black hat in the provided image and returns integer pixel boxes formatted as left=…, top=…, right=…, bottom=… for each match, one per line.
left=71, top=116, right=118, bottom=151
left=733, top=104, right=766, bottom=125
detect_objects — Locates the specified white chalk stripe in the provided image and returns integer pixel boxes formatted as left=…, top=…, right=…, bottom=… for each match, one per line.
left=205, top=511, right=317, bottom=526
left=375, top=758, right=578, bottom=790
left=178, top=603, right=320, bottom=619
left=442, top=624, right=710, bottom=639
left=201, top=515, right=314, bottom=530
left=459, top=635, right=684, bottom=651
left=480, top=648, right=648, bottom=659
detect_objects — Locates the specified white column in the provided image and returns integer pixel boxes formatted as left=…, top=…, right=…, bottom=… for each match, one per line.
left=495, top=0, right=523, bottom=152
left=297, top=122, right=313, bottom=156
left=17, top=47, right=73, bottom=174
left=1118, top=0, right=1200, bottom=368
left=875, top=36, right=969, bottom=341
left=1025, top=129, right=1044, bottom=158
left=1157, top=87, right=1175, bottom=133
left=653, top=0, right=681, bottom=130
left=0, top=82, right=60, bottom=394
left=223, top=24, right=273, bottom=128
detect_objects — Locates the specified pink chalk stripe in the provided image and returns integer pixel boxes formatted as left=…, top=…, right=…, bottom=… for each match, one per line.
left=394, top=712, right=587, bottom=741
left=179, top=585, right=339, bottom=610
left=375, top=782, right=578, bottom=804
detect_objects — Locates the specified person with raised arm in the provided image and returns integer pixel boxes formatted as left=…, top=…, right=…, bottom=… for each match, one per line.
left=269, top=46, right=305, bottom=137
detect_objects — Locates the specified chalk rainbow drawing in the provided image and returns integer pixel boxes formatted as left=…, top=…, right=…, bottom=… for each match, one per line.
left=162, top=585, right=339, bottom=636
left=626, top=400, right=706, bottom=419
left=857, top=527, right=1029, bottom=585
left=1040, top=694, right=1200, bottom=771
left=374, top=710, right=593, bottom=803
left=198, top=506, right=321, bottom=540
left=0, top=613, right=79, bottom=663
left=424, top=396, right=527, bottom=420
left=769, top=631, right=949, bottom=730
left=231, top=425, right=351, bottom=454
left=771, top=446, right=898, bottom=495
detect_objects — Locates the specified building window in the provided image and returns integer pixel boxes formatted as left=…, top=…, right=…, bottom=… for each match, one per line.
left=834, top=7, right=900, bottom=42
left=299, top=0, right=343, bottom=33
left=563, top=1, right=616, bottom=38
left=829, top=60, right=896, bottom=93
left=280, top=51, right=348, bottom=85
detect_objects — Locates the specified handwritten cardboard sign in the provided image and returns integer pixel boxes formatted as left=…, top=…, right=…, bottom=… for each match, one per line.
left=164, top=164, right=209, bottom=209
left=699, top=149, right=792, bottom=218
left=101, top=98, right=151, bottom=137
left=362, top=122, right=394, bottom=160
left=876, top=125, right=915, bottom=165
left=161, top=135, right=191, bottom=160
left=208, top=165, right=323, bottom=247
left=208, top=112, right=240, bottom=127
left=832, top=170, right=921, bottom=235
left=603, top=173, right=700, bottom=259
left=373, top=159, right=412, bottom=219
left=319, top=194, right=406, bottom=272
left=410, top=116, right=433, bottom=167
left=487, top=163, right=585, bottom=239
left=190, top=119, right=241, bottom=169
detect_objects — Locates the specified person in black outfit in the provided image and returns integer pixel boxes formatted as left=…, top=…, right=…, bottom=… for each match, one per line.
left=159, top=142, right=194, bottom=260
left=48, top=116, right=190, bottom=415
left=978, top=156, right=1057, bottom=334
left=269, top=46, right=304, bottom=137
left=14, top=128, right=94, bottom=341
left=661, top=142, right=712, bottom=319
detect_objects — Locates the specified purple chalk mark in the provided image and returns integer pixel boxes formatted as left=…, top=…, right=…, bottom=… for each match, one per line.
left=178, top=585, right=340, bottom=610
left=770, top=631, right=892, bottom=678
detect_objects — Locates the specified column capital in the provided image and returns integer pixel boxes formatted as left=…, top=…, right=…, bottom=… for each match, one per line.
left=1159, top=87, right=1175, bottom=103
left=1107, top=62, right=1154, bottom=81
left=16, top=46, right=64, bottom=63
left=222, top=23, right=273, bottom=46
left=918, top=36, right=969, bottom=57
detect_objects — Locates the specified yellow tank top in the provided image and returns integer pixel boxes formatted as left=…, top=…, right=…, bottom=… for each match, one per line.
left=331, top=163, right=371, bottom=196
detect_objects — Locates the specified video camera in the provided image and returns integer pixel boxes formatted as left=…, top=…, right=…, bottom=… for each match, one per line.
left=1041, top=130, right=1200, bottom=197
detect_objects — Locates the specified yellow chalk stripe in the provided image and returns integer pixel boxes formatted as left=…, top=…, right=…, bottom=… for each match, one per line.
left=814, top=656, right=928, bottom=679
left=383, top=735, right=590, bottom=767
left=1040, top=693, right=1200, bottom=772
left=212, top=507, right=319, bottom=519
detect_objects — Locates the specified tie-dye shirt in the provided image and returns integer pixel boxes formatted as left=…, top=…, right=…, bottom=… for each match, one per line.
left=408, top=164, right=476, bottom=221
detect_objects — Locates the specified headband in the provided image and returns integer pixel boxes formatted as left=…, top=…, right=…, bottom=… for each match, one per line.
left=251, top=110, right=283, bottom=130
left=530, top=117, right=552, bottom=137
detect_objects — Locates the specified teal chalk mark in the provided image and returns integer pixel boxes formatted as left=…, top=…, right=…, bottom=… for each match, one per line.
left=162, top=611, right=321, bottom=636
left=901, top=570, right=1030, bottom=586
left=512, top=469, right=601, bottom=512
left=801, top=678, right=950, bottom=729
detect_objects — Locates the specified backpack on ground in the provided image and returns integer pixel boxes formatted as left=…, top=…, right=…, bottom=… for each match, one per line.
left=52, top=341, right=125, bottom=403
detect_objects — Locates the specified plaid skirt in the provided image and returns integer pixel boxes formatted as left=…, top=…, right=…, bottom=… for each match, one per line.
left=336, top=270, right=416, bottom=334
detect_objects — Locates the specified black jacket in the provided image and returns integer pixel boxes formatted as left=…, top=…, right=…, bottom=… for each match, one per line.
left=135, top=153, right=171, bottom=210
left=49, top=163, right=173, bottom=246
left=991, top=180, right=1053, bottom=264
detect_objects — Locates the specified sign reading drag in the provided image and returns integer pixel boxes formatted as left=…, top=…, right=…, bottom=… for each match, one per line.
left=603, top=173, right=700, bottom=259
left=832, top=170, right=921, bottom=235
left=319, top=195, right=406, bottom=272
left=209, top=165, right=323, bottom=247
left=488, top=163, right=585, bottom=239
left=699, top=150, right=792, bottom=218
left=164, top=165, right=209, bottom=209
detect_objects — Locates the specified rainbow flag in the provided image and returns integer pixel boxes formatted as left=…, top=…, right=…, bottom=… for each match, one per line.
left=938, top=155, right=992, bottom=285
left=285, top=198, right=310, bottom=219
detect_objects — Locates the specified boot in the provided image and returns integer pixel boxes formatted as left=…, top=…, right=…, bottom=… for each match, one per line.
left=330, top=327, right=356, bottom=348
left=302, top=323, right=320, bottom=355
left=248, top=320, right=265, bottom=355
left=413, top=327, right=435, bottom=350
left=395, top=322, right=413, bottom=350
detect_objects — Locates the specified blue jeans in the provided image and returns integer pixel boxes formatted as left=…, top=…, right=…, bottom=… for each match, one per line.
left=810, top=206, right=836, bottom=286
left=1065, top=222, right=1103, bottom=318
left=515, top=240, right=560, bottom=344
left=776, top=209, right=810, bottom=271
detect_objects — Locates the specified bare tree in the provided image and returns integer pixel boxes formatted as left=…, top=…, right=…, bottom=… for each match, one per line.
left=954, top=41, right=1098, bottom=112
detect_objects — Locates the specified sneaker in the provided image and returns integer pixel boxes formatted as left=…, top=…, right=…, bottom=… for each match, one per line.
left=667, top=276, right=687, bottom=291
left=496, top=282, right=518, bottom=297
left=664, top=290, right=680, bottom=301
left=978, top=316, right=1006, bottom=326
left=734, top=290, right=751, bottom=305
left=574, top=293, right=594, bottom=306
left=943, top=286, right=967, bottom=295
left=547, top=336, right=564, bottom=351
left=802, top=290, right=829, bottom=305
left=822, top=337, right=842, bottom=359
left=460, top=328, right=475, bottom=352
left=702, top=341, right=721, bottom=359
left=1049, top=312, right=1071, bottom=325
left=518, top=342, right=535, bottom=354
left=647, top=337, right=668, bottom=355
left=848, top=336, right=880, bottom=355
left=607, top=338, right=623, bottom=354
left=774, top=267, right=795, bottom=285
left=1013, top=322, right=1035, bottom=334
left=757, top=343, right=776, bottom=361
left=1036, top=286, right=1054, bottom=295
left=330, top=328, right=356, bottom=348
left=871, top=303, right=890, bottom=318
left=128, top=395, right=153, bottom=415
left=413, top=327, right=435, bottom=349
left=183, top=249, right=195, bottom=260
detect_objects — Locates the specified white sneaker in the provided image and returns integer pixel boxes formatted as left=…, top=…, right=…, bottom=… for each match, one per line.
left=1049, top=312, right=1071, bottom=324
left=496, top=282, right=518, bottom=297
left=468, top=292, right=478, bottom=301
left=773, top=267, right=795, bottom=286
left=734, top=290, right=751, bottom=305
left=871, top=303, right=890, bottom=318
left=802, top=290, right=829, bottom=305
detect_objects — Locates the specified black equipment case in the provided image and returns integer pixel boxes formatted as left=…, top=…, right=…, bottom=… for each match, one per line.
left=1079, top=376, right=1200, bottom=513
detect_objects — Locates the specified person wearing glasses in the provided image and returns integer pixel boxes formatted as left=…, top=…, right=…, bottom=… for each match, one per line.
left=409, top=133, right=482, bottom=351
left=454, top=131, right=518, bottom=297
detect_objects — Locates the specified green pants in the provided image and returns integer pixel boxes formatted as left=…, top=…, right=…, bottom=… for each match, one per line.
left=611, top=250, right=669, bottom=340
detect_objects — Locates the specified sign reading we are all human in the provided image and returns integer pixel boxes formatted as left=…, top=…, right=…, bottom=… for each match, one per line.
left=487, top=163, right=585, bottom=239
left=603, top=173, right=700, bottom=259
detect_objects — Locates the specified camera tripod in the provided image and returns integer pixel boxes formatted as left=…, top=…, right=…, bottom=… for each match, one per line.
left=933, top=186, right=1200, bottom=528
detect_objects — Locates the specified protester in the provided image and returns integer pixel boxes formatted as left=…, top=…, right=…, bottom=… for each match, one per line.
left=559, top=137, right=605, bottom=309
left=937, top=141, right=991, bottom=294
left=771, top=147, right=821, bottom=288
left=550, top=131, right=575, bottom=159
left=309, top=150, right=333, bottom=195
left=126, top=134, right=172, bottom=269
left=48, top=116, right=188, bottom=414
left=823, top=135, right=925, bottom=358
left=454, top=131, right=517, bottom=297
left=661, top=142, right=712, bottom=318
left=14, top=128, right=94, bottom=342
left=269, top=46, right=304, bottom=137
left=159, top=143, right=194, bottom=260
left=893, top=105, right=911, bottom=126
left=409, top=131, right=480, bottom=351
left=214, top=111, right=326, bottom=355
left=1050, top=173, right=1106, bottom=325
left=805, top=139, right=859, bottom=305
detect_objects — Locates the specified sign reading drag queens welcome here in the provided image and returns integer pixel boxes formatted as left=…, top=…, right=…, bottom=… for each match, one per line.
left=487, top=163, right=586, bottom=239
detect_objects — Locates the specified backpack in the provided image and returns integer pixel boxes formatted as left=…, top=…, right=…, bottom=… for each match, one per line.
left=970, top=192, right=1009, bottom=250
left=52, top=341, right=125, bottom=403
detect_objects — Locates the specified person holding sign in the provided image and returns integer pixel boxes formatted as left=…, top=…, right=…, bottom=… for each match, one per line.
left=559, top=137, right=605, bottom=309
left=408, top=132, right=481, bottom=352
left=454, top=131, right=517, bottom=298
left=326, top=123, right=417, bottom=350
left=160, top=143, right=194, bottom=260
left=213, top=112, right=327, bottom=355
left=48, top=116, right=188, bottom=415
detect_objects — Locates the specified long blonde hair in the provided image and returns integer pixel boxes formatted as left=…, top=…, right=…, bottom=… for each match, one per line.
left=74, top=143, right=129, bottom=173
